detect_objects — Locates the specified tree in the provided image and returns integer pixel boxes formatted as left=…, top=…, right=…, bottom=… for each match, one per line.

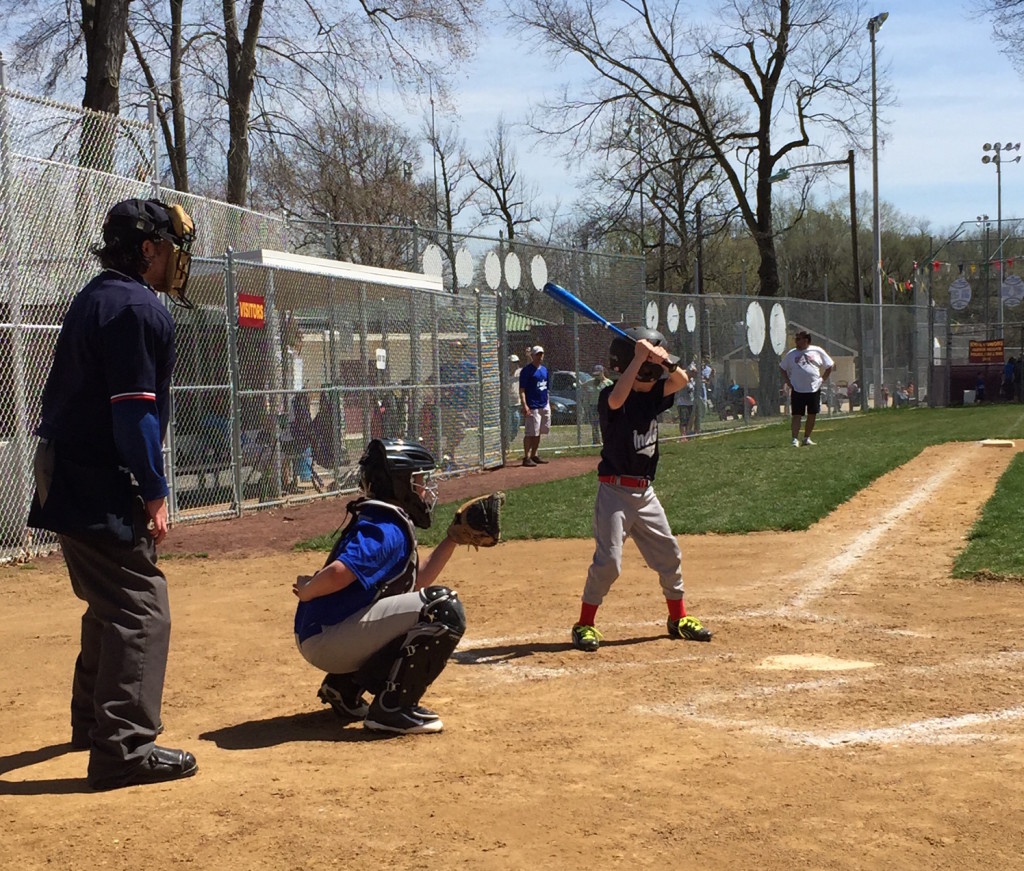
left=252, top=100, right=430, bottom=267
left=509, top=0, right=877, bottom=298
left=2, top=0, right=483, bottom=204
left=978, top=0, right=1024, bottom=75
left=470, top=118, right=541, bottom=242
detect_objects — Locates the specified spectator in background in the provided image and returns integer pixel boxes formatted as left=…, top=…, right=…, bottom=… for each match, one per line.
left=894, top=381, right=909, bottom=408
left=975, top=371, right=986, bottom=403
left=779, top=329, right=834, bottom=447
left=1003, top=357, right=1016, bottom=401
left=847, top=379, right=861, bottom=409
left=519, top=345, right=551, bottom=466
left=290, top=392, right=316, bottom=488
left=440, top=340, right=474, bottom=461
left=506, top=354, right=522, bottom=451
left=675, top=363, right=697, bottom=437
left=581, top=363, right=613, bottom=444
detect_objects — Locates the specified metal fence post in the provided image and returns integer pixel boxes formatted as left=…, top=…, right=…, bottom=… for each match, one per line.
left=476, top=289, right=485, bottom=468
left=409, top=289, right=421, bottom=442
left=148, top=100, right=160, bottom=198
left=0, top=54, right=32, bottom=542
left=224, top=249, right=244, bottom=516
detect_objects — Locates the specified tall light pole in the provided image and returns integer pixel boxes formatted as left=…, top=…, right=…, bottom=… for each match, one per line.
left=868, top=11, right=888, bottom=407
left=767, top=150, right=860, bottom=303
left=982, top=142, right=1021, bottom=337
left=977, top=214, right=991, bottom=336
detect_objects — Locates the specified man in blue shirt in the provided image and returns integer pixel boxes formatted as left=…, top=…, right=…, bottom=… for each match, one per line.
left=518, top=345, right=551, bottom=466
left=294, top=438, right=467, bottom=734
left=27, top=198, right=198, bottom=790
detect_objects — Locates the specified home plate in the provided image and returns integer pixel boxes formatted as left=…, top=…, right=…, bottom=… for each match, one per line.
left=757, top=654, right=875, bottom=671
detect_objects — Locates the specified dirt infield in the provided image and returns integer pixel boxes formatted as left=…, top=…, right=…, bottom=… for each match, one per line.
left=4, top=443, right=1024, bottom=870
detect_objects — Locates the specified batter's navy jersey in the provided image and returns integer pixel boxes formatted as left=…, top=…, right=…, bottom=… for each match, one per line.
left=596, top=380, right=673, bottom=480
left=36, top=270, right=176, bottom=466
left=294, top=502, right=416, bottom=643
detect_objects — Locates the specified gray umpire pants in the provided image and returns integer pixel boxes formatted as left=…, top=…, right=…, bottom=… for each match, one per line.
left=59, top=520, right=169, bottom=787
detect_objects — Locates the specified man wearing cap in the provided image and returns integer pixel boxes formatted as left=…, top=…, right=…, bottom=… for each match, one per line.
left=581, top=363, right=613, bottom=444
left=27, top=198, right=199, bottom=790
left=518, top=345, right=551, bottom=465
left=506, top=354, right=522, bottom=450
left=779, top=329, right=834, bottom=447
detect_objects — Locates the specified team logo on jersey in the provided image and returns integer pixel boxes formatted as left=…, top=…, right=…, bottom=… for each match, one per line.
left=537, top=378, right=548, bottom=391
left=632, top=420, right=658, bottom=457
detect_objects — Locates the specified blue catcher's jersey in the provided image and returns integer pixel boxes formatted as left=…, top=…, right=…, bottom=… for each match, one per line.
left=294, top=501, right=417, bottom=643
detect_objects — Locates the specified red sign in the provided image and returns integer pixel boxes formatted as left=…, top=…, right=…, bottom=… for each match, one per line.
left=238, top=294, right=266, bottom=328
left=969, top=339, right=1004, bottom=364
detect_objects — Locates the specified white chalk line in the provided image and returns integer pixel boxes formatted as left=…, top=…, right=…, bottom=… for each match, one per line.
left=786, top=452, right=969, bottom=612
left=642, top=705, right=1024, bottom=748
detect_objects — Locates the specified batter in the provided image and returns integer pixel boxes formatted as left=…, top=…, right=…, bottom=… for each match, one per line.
left=572, top=328, right=713, bottom=652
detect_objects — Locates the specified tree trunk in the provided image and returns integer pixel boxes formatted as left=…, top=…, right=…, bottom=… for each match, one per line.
left=168, top=0, right=188, bottom=190
left=80, top=0, right=130, bottom=172
left=223, top=0, right=264, bottom=206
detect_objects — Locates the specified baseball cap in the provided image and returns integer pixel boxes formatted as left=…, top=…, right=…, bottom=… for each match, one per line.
left=509, top=354, right=520, bottom=363
left=795, top=329, right=811, bottom=340
left=530, top=345, right=544, bottom=355
left=591, top=364, right=605, bottom=374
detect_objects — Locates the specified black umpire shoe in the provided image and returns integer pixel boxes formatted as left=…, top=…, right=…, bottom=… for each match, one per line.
left=90, top=746, right=198, bottom=791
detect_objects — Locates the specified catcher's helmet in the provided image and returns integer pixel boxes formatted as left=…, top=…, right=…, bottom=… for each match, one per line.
left=359, top=438, right=438, bottom=528
left=609, top=327, right=667, bottom=382
left=103, top=198, right=196, bottom=307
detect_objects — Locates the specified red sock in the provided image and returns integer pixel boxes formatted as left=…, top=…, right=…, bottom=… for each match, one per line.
left=667, top=598, right=686, bottom=620
left=579, top=602, right=598, bottom=626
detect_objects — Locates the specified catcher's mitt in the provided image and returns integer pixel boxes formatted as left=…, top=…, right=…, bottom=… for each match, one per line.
left=446, top=491, right=505, bottom=548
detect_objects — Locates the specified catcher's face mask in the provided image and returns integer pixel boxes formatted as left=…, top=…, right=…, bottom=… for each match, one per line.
left=411, top=471, right=438, bottom=516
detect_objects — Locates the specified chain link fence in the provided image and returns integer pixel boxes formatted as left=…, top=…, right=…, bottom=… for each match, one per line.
left=1, top=68, right=969, bottom=564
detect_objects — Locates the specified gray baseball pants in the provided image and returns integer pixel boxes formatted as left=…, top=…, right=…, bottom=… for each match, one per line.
left=582, top=482, right=685, bottom=606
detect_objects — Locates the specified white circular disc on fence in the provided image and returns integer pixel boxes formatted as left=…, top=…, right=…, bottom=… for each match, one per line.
left=505, top=252, right=522, bottom=289
left=645, top=301, right=659, bottom=330
left=531, top=255, right=548, bottom=290
left=769, top=303, right=788, bottom=354
left=666, top=303, right=680, bottom=334
left=1002, top=274, right=1024, bottom=308
left=422, top=244, right=444, bottom=278
left=949, top=276, right=971, bottom=311
left=484, top=251, right=501, bottom=289
left=684, top=303, right=696, bottom=334
left=455, top=248, right=475, bottom=288
left=746, top=301, right=766, bottom=355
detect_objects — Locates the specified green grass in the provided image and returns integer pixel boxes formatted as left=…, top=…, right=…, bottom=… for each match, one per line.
left=955, top=450, right=1024, bottom=580
left=298, top=405, right=1024, bottom=578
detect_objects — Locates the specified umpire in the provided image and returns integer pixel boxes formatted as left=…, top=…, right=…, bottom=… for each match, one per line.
left=27, top=198, right=198, bottom=790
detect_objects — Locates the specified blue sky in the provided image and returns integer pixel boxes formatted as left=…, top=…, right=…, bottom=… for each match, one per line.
left=427, top=0, right=1023, bottom=238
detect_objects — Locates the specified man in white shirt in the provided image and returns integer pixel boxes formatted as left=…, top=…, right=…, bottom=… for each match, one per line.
left=779, top=329, right=834, bottom=447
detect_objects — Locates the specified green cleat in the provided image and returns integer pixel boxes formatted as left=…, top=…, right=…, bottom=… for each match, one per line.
left=667, top=615, right=713, bottom=642
left=571, top=623, right=602, bottom=652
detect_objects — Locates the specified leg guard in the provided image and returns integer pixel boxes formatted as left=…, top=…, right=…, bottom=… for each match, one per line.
left=370, top=586, right=465, bottom=712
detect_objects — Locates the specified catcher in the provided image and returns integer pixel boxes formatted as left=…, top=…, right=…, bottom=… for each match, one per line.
left=293, top=438, right=502, bottom=734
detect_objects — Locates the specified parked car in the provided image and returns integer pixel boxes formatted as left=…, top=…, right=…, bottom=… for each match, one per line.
left=548, top=393, right=580, bottom=425
left=549, top=370, right=593, bottom=403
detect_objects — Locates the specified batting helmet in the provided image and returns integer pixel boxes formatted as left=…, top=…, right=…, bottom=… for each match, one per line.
left=609, top=327, right=667, bottom=382
left=359, top=438, right=438, bottom=528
